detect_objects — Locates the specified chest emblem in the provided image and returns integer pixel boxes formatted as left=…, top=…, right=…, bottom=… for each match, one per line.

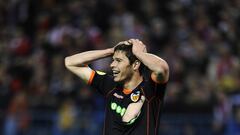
left=130, top=91, right=140, bottom=102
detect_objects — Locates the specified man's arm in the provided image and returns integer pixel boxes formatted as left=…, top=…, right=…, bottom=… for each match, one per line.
left=129, top=39, right=169, bottom=84
left=64, top=48, right=113, bottom=83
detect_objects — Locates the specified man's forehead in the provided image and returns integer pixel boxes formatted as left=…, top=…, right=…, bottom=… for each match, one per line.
left=113, top=51, right=127, bottom=58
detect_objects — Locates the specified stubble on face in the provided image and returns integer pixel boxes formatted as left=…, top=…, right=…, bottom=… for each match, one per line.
left=111, top=51, right=134, bottom=83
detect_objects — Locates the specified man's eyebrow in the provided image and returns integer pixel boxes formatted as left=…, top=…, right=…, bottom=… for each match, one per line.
left=112, top=57, right=122, bottom=61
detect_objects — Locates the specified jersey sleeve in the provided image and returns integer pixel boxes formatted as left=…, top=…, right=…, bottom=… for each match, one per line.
left=142, top=70, right=167, bottom=100
left=88, top=70, right=116, bottom=97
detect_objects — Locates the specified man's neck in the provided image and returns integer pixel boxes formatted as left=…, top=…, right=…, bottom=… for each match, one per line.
left=123, top=74, right=143, bottom=90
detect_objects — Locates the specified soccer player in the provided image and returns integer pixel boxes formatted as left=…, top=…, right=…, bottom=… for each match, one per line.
left=65, top=39, right=169, bottom=135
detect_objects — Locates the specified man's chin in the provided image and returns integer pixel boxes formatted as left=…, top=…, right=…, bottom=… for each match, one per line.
left=113, top=77, right=122, bottom=82
left=113, top=78, right=119, bottom=82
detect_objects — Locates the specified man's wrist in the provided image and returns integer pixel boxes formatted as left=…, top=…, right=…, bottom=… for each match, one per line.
left=107, top=48, right=114, bottom=55
left=133, top=51, right=143, bottom=57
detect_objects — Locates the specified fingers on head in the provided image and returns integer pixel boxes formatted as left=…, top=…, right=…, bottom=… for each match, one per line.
left=129, top=39, right=139, bottom=43
left=127, top=39, right=145, bottom=46
left=117, top=41, right=131, bottom=46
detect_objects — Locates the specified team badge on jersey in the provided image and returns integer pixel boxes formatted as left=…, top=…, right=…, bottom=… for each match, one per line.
left=130, top=91, right=140, bottom=102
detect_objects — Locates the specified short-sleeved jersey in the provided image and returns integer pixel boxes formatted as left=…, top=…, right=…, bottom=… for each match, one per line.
left=89, top=70, right=167, bottom=135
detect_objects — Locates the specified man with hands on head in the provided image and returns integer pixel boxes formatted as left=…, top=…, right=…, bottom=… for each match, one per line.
left=65, top=39, right=169, bottom=135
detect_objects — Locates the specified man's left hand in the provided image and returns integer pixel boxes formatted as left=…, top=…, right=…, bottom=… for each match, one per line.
left=129, top=39, right=147, bottom=55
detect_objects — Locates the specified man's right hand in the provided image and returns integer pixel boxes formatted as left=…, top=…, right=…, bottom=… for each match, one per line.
left=112, top=40, right=132, bottom=52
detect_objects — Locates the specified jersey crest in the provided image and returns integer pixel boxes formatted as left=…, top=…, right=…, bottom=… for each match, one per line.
left=130, top=91, right=140, bottom=102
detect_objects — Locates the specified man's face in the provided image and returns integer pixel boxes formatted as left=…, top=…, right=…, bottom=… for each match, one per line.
left=110, top=51, right=134, bottom=82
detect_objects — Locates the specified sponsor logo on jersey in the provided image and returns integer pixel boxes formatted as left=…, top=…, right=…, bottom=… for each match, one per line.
left=111, top=102, right=126, bottom=117
left=113, top=93, right=124, bottom=99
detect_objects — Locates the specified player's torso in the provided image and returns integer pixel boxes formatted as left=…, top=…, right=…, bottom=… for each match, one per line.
left=104, top=87, right=147, bottom=135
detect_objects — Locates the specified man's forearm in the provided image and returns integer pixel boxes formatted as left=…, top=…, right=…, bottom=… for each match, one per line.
left=65, top=48, right=113, bottom=67
left=135, top=52, right=168, bottom=73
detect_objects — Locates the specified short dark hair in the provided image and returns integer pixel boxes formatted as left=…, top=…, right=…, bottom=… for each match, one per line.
left=114, top=43, right=145, bottom=75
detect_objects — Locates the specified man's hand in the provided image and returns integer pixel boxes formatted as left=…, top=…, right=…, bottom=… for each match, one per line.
left=128, top=39, right=147, bottom=55
left=113, top=39, right=147, bottom=55
left=110, top=40, right=131, bottom=53
left=116, top=40, right=132, bottom=46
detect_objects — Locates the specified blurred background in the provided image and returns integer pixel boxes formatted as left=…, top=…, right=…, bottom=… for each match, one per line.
left=0, top=0, right=240, bottom=135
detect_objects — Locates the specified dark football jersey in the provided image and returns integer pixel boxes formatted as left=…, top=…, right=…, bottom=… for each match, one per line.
left=89, top=70, right=167, bottom=135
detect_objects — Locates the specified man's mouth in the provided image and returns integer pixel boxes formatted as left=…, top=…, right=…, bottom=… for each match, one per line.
left=112, top=70, right=120, bottom=77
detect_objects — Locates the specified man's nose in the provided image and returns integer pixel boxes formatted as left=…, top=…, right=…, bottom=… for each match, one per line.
left=110, top=61, right=115, bottom=68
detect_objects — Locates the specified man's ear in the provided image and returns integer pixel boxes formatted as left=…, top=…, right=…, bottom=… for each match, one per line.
left=133, top=60, right=141, bottom=70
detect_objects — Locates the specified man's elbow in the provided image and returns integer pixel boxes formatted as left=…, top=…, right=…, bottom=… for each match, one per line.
left=160, top=62, right=169, bottom=80
left=64, top=57, right=71, bottom=69
left=162, top=68, right=169, bottom=83
left=152, top=66, right=169, bottom=83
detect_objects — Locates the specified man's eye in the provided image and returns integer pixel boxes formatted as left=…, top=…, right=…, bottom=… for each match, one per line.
left=113, top=58, right=122, bottom=62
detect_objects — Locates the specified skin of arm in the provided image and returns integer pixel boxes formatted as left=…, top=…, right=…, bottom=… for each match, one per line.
left=129, top=39, right=169, bottom=83
left=122, top=96, right=145, bottom=123
left=64, top=48, right=113, bottom=83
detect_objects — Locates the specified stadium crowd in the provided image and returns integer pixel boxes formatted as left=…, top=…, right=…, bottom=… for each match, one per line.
left=0, top=0, right=239, bottom=135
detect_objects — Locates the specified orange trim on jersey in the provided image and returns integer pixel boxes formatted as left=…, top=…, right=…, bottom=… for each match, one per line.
left=87, top=70, right=95, bottom=85
left=123, top=88, right=132, bottom=95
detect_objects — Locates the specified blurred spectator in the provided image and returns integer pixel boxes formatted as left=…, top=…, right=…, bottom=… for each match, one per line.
left=224, top=94, right=240, bottom=135
left=225, top=105, right=240, bottom=135
left=3, top=92, right=30, bottom=135
left=212, top=91, right=231, bottom=135
left=54, top=99, right=78, bottom=135
left=0, top=0, right=240, bottom=134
